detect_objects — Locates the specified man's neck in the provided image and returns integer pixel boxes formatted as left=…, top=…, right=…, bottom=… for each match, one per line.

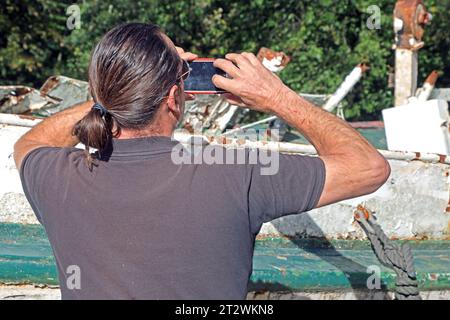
left=117, top=124, right=174, bottom=140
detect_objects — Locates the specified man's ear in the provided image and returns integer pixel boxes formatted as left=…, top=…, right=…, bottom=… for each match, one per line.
left=166, top=84, right=182, bottom=122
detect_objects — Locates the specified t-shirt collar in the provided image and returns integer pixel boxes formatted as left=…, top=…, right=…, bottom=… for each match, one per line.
left=108, top=136, right=180, bottom=158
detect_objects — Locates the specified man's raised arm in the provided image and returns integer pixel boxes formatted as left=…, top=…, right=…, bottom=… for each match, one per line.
left=213, top=52, right=390, bottom=207
left=13, top=101, right=92, bottom=170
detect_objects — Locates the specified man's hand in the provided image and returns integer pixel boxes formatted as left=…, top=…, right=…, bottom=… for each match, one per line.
left=212, top=51, right=390, bottom=208
left=212, top=52, right=287, bottom=113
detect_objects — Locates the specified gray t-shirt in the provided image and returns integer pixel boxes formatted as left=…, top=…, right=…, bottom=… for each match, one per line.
left=20, top=136, right=325, bottom=299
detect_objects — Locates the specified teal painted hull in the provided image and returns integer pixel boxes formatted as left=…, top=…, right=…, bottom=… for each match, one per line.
left=1, top=223, right=449, bottom=292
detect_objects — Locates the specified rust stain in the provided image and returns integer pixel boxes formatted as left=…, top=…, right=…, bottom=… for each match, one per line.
left=439, top=154, right=447, bottom=164
left=354, top=204, right=371, bottom=221
left=17, top=115, right=40, bottom=121
left=39, top=76, right=59, bottom=96
left=183, top=123, right=194, bottom=134
left=203, top=105, right=210, bottom=118
left=256, top=47, right=291, bottom=69
left=424, top=70, right=439, bottom=86
left=358, top=63, right=370, bottom=73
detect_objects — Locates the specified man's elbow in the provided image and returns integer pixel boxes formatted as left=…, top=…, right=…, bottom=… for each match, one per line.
left=364, top=155, right=391, bottom=194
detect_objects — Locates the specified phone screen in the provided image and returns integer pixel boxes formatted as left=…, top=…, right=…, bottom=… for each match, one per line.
left=184, top=60, right=228, bottom=94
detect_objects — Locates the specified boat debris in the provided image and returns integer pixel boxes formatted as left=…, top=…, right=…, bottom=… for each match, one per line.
left=323, top=63, right=369, bottom=114
left=256, top=47, right=291, bottom=73
left=38, top=76, right=90, bottom=115
left=0, top=76, right=90, bottom=116
left=0, top=86, right=56, bottom=114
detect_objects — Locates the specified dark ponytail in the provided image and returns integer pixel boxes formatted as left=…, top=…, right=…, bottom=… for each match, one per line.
left=72, top=22, right=182, bottom=170
left=73, top=105, right=119, bottom=170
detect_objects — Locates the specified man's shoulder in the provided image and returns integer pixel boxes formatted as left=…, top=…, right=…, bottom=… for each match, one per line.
left=21, top=146, right=86, bottom=171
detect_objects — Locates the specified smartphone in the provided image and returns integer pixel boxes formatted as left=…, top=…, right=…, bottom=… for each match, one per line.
left=184, top=58, right=228, bottom=94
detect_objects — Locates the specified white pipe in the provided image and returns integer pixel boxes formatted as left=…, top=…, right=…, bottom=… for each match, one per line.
left=0, top=113, right=42, bottom=127
left=323, top=64, right=368, bottom=112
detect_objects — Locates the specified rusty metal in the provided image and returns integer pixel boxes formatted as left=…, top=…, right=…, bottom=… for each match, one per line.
left=424, top=70, right=439, bottom=86
left=37, top=76, right=90, bottom=115
left=354, top=204, right=371, bottom=221
left=416, top=70, right=439, bottom=101
left=256, top=47, right=291, bottom=73
left=394, top=0, right=432, bottom=50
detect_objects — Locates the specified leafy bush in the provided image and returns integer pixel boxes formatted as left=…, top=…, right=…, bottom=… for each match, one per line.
left=1, top=0, right=449, bottom=120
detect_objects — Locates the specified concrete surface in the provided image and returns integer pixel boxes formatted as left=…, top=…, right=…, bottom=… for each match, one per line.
left=0, top=285, right=448, bottom=300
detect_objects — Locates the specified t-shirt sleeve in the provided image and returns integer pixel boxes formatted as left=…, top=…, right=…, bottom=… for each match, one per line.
left=19, top=147, right=71, bottom=224
left=247, top=150, right=326, bottom=234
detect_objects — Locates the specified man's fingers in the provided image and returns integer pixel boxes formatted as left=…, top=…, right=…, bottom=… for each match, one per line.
left=175, top=46, right=185, bottom=54
left=241, top=52, right=260, bottom=66
left=225, top=53, right=251, bottom=68
left=180, top=52, right=198, bottom=61
left=175, top=46, right=198, bottom=61
left=212, top=75, right=239, bottom=93
left=214, top=58, right=240, bottom=78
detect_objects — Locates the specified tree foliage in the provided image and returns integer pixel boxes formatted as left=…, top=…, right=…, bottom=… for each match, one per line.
left=1, top=0, right=449, bottom=120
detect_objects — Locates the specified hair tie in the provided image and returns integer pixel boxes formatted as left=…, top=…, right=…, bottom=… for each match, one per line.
left=92, top=102, right=108, bottom=117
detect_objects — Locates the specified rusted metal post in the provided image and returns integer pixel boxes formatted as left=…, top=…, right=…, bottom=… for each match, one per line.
left=393, top=0, right=432, bottom=106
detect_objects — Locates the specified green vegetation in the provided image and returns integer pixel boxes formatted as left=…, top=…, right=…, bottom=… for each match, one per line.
left=1, top=0, right=449, bottom=120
